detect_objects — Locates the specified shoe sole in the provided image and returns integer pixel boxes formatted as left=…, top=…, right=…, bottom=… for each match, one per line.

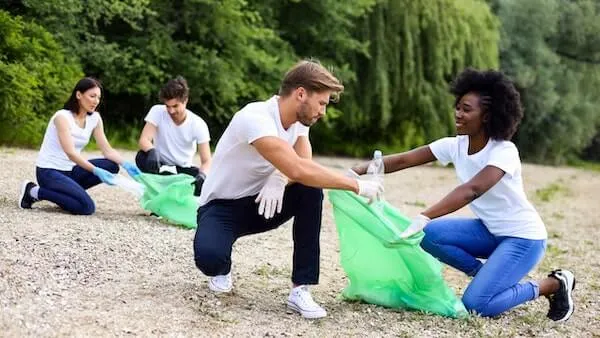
left=286, top=301, right=327, bottom=319
left=555, top=270, right=576, bottom=322
left=18, top=181, right=30, bottom=209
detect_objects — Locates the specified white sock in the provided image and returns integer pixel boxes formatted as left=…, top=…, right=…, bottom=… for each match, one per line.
left=30, top=186, right=39, bottom=200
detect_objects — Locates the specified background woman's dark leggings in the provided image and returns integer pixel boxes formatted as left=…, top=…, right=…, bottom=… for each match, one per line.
left=36, top=158, right=119, bottom=215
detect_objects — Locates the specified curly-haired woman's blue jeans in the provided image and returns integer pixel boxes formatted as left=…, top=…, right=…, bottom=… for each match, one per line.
left=420, top=218, right=546, bottom=317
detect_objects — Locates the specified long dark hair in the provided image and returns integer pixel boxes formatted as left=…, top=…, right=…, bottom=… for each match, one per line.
left=63, top=77, right=102, bottom=115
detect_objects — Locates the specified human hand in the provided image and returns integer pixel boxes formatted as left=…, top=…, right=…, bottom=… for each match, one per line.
left=356, top=179, right=384, bottom=203
left=399, top=214, right=431, bottom=239
left=345, top=168, right=360, bottom=179
left=255, top=171, right=288, bottom=219
left=93, top=167, right=116, bottom=186
left=122, top=161, right=142, bottom=177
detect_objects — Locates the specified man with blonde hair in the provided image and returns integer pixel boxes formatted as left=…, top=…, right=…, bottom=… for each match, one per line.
left=194, top=60, right=383, bottom=319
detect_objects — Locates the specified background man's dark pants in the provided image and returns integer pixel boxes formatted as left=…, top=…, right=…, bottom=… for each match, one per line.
left=135, top=149, right=204, bottom=195
left=194, top=184, right=323, bottom=285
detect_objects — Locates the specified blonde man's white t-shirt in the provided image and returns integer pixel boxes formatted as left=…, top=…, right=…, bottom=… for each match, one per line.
left=199, top=96, right=309, bottom=206
left=429, top=135, right=547, bottom=240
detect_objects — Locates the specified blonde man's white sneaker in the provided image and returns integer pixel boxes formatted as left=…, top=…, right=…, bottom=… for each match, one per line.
left=208, top=272, right=232, bottom=293
left=287, top=285, right=327, bottom=319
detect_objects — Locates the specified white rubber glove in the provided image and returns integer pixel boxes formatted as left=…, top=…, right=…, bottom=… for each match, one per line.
left=255, top=170, right=288, bottom=219
left=356, top=179, right=384, bottom=203
left=399, top=214, right=431, bottom=239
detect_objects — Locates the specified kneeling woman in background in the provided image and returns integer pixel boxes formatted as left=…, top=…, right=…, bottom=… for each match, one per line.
left=19, top=77, right=140, bottom=215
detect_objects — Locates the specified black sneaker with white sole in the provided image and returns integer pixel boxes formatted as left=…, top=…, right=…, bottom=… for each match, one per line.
left=18, top=181, right=37, bottom=209
left=546, top=269, right=575, bottom=322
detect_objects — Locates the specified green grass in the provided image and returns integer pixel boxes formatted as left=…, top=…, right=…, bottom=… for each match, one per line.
left=568, top=159, right=600, bottom=172
left=535, top=182, right=568, bottom=202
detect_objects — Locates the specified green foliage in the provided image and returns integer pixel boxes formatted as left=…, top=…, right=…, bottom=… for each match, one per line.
left=0, top=10, right=82, bottom=146
left=495, top=0, right=600, bottom=164
left=313, top=0, right=499, bottom=156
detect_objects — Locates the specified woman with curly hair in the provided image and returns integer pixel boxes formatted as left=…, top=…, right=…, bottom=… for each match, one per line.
left=350, top=68, right=575, bottom=321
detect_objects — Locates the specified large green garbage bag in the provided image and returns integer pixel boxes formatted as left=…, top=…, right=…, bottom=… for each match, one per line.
left=135, top=173, right=198, bottom=229
left=328, top=190, right=467, bottom=318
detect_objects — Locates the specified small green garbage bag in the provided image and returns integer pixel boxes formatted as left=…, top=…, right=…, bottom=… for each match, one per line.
left=328, top=190, right=467, bottom=318
left=135, top=173, right=198, bottom=229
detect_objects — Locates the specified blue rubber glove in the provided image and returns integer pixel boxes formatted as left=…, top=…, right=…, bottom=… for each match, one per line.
left=122, top=161, right=142, bottom=178
left=93, top=167, right=116, bottom=185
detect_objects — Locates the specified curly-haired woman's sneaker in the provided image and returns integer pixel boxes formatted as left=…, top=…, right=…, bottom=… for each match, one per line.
left=546, top=269, right=575, bottom=322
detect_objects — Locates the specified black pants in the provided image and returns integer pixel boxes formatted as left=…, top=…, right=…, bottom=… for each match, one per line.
left=194, top=184, right=323, bottom=285
left=135, top=149, right=203, bottom=195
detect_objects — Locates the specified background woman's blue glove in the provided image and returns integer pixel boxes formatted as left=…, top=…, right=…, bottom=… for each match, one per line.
left=93, top=167, right=116, bottom=185
left=122, top=161, right=142, bottom=177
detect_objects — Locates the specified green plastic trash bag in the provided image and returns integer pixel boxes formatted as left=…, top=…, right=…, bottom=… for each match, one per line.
left=328, top=190, right=467, bottom=318
left=135, top=173, right=198, bottom=229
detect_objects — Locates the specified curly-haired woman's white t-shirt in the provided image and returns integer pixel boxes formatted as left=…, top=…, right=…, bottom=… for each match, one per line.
left=429, top=135, right=547, bottom=240
left=36, top=109, right=100, bottom=171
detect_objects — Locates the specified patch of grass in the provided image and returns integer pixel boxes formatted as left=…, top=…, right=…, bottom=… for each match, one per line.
left=404, top=200, right=427, bottom=208
left=252, top=264, right=288, bottom=278
left=568, top=159, right=600, bottom=172
left=535, top=182, right=568, bottom=202
left=548, top=231, right=562, bottom=239
left=551, top=212, right=565, bottom=220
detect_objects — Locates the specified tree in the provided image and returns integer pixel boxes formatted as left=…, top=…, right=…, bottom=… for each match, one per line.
left=495, top=0, right=600, bottom=163
left=0, top=10, right=82, bottom=145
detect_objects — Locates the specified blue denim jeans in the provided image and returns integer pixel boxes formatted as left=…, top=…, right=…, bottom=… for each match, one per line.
left=36, top=158, right=119, bottom=215
left=420, top=218, right=546, bottom=317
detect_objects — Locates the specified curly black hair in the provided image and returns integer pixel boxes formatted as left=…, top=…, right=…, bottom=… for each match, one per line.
left=450, top=68, right=523, bottom=140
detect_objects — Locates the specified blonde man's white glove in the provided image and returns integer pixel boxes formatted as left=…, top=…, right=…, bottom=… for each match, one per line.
left=356, top=179, right=384, bottom=203
left=399, top=214, right=431, bottom=239
left=255, top=170, right=288, bottom=219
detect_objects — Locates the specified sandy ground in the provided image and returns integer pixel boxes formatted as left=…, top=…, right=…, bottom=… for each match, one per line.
left=1, top=147, right=599, bottom=337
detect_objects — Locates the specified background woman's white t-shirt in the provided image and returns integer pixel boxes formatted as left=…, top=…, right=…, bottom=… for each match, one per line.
left=36, top=109, right=100, bottom=171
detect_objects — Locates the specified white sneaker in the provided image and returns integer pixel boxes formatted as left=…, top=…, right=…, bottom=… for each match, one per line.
left=287, top=285, right=327, bottom=319
left=208, top=273, right=232, bottom=293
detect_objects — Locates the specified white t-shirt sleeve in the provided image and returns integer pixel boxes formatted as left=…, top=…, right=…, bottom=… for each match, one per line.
left=235, top=111, right=278, bottom=144
left=429, top=137, right=457, bottom=166
left=487, top=142, right=520, bottom=178
left=194, top=118, right=211, bottom=144
left=144, top=105, right=162, bottom=127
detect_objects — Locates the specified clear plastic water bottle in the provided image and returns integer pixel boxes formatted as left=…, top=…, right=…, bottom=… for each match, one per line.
left=367, top=150, right=384, bottom=206
left=367, top=150, right=384, bottom=183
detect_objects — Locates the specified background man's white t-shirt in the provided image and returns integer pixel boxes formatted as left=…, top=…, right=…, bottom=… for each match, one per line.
left=199, top=96, right=309, bottom=206
left=429, top=135, right=547, bottom=240
left=145, top=104, right=210, bottom=167
left=36, top=110, right=101, bottom=171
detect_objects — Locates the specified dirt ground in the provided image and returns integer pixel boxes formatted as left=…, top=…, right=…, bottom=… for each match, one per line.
left=1, top=147, right=599, bottom=337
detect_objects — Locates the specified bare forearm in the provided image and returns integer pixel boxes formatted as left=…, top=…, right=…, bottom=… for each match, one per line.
left=139, top=138, right=153, bottom=152
left=422, top=185, right=478, bottom=219
left=200, top=160, right=211, bottom=174
left=288, top=159, right=359, bottom=193
left=66, top=152, right=95, bottom=172
left=102, top=148, right=123, bottom=165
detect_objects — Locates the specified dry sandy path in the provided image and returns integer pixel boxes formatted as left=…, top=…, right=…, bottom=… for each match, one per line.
left=1, top=148, right=598, bottom=337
